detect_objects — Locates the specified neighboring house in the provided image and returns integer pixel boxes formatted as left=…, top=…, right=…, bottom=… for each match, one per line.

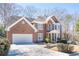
left=6, top=16, right=61, bottom=44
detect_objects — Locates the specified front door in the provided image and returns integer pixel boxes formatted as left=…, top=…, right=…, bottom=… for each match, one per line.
left=38, top=33, right=43, bottom=42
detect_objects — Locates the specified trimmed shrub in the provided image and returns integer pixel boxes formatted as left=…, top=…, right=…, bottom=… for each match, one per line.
left=57, top=40, right=67, bottom=44
left=0, top=38, right=10, bottom=56
left=44, top=37, right=51, bottom=43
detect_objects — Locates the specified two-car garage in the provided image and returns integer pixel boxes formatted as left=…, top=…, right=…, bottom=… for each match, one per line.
left=12, top=34, right=33, bottom=44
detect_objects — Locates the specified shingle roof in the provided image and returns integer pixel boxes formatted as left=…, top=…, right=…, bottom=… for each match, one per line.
left=5, top=16, right=60, bottom=28
left=51, top=16, right=59, bottom=23
left=34, top=16, right=46, bottom=22
left=32, top=16, right=59, bottom=23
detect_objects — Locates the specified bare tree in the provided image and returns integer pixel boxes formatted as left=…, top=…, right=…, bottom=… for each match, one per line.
left=34, top=8, right=67, bottom=18
left=34, top=8, right=54, bottom=17
left=22, top=6, right=37, bottom=18
left=0, top=3, right=22, bottom=27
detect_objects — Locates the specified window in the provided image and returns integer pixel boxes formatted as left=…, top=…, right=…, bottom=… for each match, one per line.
left=37, top=24, right=43, bottom=30
left=38, top=33, right=43, bottom=41
left=53, top=24, right=56, bottom=30
left=58, top=33, right=60, bottom=38
left=54, top=23, right=60, bottom=30
left=52, top=24, right=54, bottom=30
left=56, top=24, right=59, bottom=29
left=58, top=25, right=60, bottom=29
left=55, top=25, right=57, bottom=29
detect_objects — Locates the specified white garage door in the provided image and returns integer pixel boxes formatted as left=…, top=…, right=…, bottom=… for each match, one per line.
left=12, top=34, right=33, bottom=44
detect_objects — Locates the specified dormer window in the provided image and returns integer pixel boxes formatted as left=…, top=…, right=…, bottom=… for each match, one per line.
left=53, top=23, right=60, bottom=30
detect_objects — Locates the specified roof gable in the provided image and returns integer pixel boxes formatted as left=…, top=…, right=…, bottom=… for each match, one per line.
left=45, top=16, right=55, bottom=23
left=32, top=16, right=56, bottom=24
left=51, top=16, right=59, bottom=23
left=6, top=17, right=37, bottom=32
left=5, top=16, right=34, bottom=28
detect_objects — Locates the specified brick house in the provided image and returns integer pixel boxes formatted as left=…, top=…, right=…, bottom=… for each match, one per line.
left=6, top=16, right=61, bottom=44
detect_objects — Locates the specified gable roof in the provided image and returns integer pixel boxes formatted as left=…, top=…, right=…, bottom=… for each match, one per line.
left=45, top=16, right=55, bottom=23
left=6, top=17, right=37, bottom=32
left=5, top=16, right=22, bottom=28
left=50, top=16, right=60, bottom=23
left=5, top=16, right=34, bottom=28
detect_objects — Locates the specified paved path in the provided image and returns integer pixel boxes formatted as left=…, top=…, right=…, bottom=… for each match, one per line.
left=8, top=44, right=69, bottom=56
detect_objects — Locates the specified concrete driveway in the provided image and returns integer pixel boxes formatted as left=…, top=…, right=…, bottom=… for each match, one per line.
left=8, top=44, right=69, bottom=56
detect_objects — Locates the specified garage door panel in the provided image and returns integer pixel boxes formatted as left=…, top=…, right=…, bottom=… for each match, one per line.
left=12, top=34, right=33, bottom=44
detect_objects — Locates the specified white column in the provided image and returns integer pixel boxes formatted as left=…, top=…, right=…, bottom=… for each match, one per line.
left=56, top=33, right=58, bottom=42
left=56, top=33, right=57, bottom=42
left=51, top=33, right=52, bottom=42
left=54, top=33, right=56, bottom=42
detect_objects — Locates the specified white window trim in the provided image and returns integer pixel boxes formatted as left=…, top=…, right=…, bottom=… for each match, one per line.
left=37, top=24, right=43, bottom=30
left=38, top=33, right=43, bottom=41
left=53, top=23, right=60, bottom=30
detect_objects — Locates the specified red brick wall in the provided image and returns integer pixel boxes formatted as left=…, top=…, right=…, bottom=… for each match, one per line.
left=7, top=20, right=37, bottom=43
left=45, top=19, right=54, bottom=37
left=36, top=20, right=54, bottom=40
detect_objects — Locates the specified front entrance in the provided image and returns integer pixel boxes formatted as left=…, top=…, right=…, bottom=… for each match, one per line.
left=49, top=33, right=60, bottom=43
left=38, top=33, right=43, bottom=42
left=52, top=33, right=60, bottom=42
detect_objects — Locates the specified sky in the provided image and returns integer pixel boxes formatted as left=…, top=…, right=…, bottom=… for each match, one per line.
left=17, top=3, right=79, bottom=31
left=18, top=3, right=79, bottom=14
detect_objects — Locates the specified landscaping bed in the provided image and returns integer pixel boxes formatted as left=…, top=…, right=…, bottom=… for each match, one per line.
left=45, top=43, right=79, bottom=54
